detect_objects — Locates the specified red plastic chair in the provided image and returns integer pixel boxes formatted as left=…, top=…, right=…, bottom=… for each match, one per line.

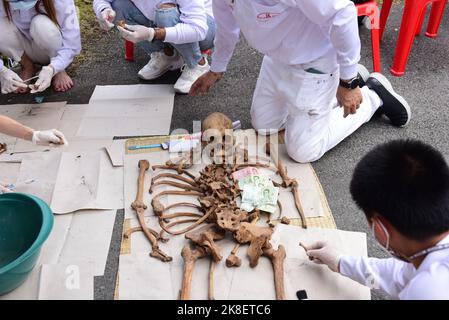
left=356, top=0, right=382, bottom=72
left=125, top=41, right=212, bottom=62
left=380, top=0, right=448, bottom=76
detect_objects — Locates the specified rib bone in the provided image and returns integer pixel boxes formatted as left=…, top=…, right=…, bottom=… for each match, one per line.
left=150, top=180, right=202, bottom=194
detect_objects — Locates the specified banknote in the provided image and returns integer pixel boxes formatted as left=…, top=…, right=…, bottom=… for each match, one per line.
left=238, top=174, right=271, bottom=191
left=232, top=167, right=261, bottom=182
left=240, top=178, right=279, bottom=214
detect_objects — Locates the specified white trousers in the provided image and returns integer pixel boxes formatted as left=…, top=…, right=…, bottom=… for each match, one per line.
left=0, top=15, right=62, bottom=66
left=251, top=55, right=382, bottom=163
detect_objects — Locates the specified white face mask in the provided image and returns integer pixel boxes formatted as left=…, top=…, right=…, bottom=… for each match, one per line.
left=370, top=220, right=449, bottom=263
left=8, top=0, right=38, bottom=11
left=370, top=220, right=410, bottom=262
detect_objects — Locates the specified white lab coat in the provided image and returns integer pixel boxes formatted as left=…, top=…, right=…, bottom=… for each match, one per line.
left=340, top=235, right=449, bottom=300
left=212, top=0, right=381, bottom=163
left=0, top=0, right=81, bottom=73
left=93, top=0, right=213, bottom=44
left=211, top=0, right=361, bottom=80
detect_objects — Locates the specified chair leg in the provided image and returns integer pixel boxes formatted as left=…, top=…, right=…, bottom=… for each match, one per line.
left=426, top=0, right=448, bottom=38
left=415, top=4, right=428, bottom=36
left=371, top=26, right=381, bottom=73
left=390, top=0, right=428, bottom=76
left=125, top=40, right=135, bottom=62
left=380, top=0, right=393, bottom=40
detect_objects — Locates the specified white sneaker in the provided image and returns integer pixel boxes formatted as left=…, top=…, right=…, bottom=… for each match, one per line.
left=138, top=51, right=183, bottom=80
left=173, top=59, right=210, bottom=94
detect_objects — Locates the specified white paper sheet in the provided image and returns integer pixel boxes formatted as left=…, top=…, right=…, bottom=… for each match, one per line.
left=50, top=151, right=124, bottom=214
left=76, top=115, right=173, bottom=138
left=89, top=84, right=175, bottom=102
left=0, top=162, right=20, bottom=185
left=78, top=85, right=175, bottom=138
left=105, top=140, right=126, bottom=167
left=0, top=102, right=66, bottom=121
left=118, top=253, right=175, bottom=300
left=61, top=104, right=89, bottom=119
left=57, top=210, right=116, bottom=275
left=57, top=105, right=88, bottom=138
left=83, top=99, right=174, bottom=118
left=38, top=264, right=94, bottom=300
left=15, top=152, right=62, bottom=204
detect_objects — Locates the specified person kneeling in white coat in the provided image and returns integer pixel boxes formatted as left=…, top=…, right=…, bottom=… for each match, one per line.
left=0, top=115, right=67, bottom=193
left=191, top=0, right=411, bottom=163
left=303, top=140, right=449, bottom=300
left=93, top=0, right=215, bottom=94
left=0, top=0, right=81, bottom=94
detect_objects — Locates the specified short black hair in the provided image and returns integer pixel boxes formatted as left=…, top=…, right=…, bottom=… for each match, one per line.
left=350, top=139, right=449, bottom=240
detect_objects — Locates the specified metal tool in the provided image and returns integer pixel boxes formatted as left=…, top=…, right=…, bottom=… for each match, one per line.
left=22, top=75, right=39, bottom=83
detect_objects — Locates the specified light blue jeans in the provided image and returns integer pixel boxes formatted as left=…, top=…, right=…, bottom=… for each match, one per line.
left=112, top=0, right=215, bottom=68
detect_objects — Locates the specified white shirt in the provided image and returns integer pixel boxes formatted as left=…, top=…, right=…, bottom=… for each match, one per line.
left=340, top=235, right=449, bottom=300
left=0, top=0, right=81, bottom=73
left=211, top=0, right=361, bottom=80
left=93, top=0, right=213, bottom=44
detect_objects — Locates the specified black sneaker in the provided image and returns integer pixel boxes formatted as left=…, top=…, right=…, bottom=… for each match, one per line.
left=357, top=64, right=370, bottom=88
left=366, top=73, right=411, bottom=127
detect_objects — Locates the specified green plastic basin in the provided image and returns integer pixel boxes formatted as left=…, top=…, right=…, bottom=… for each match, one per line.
left=0, top=193, right=54, bottom=295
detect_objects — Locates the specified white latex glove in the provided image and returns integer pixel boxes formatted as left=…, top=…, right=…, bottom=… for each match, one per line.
left=302, top=241, right=342, bottom=272
left=99, top=8, right=116, bottom=31
left=0, top=66, right=28, bottom=94
left=30, top=66, right=55, bottom=94
left=32, top=129, right=68, bottom=146
left=117, top=24, right=155, bottom=43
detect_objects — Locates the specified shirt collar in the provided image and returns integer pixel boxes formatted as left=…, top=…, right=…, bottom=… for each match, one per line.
left=417, top=234, right=449, bottom=271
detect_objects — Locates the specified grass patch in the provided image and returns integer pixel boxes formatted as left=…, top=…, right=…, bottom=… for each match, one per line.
left=68, top=0, right=103, bottom=74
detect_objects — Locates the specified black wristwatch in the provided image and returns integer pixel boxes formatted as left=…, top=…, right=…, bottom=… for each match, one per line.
left=339, top=76, right=360, bottom=89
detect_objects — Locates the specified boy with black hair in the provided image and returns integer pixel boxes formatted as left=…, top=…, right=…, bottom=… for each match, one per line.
left=303, top=139, right=449, bottom=300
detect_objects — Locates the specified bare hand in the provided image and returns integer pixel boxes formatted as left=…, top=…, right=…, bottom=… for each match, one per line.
left=337, top=86, right=363, bottom=118
left=189, top=71, right=223, bottom=96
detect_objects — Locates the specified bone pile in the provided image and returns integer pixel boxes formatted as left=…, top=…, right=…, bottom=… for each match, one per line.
left=128, top=113, right=308, bottom=300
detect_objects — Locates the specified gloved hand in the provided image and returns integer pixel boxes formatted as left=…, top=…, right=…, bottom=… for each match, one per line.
left=32, top=129, right=68, bottom=146
left=0, top=66, right=28, bottom=94
left=99, top=8, right=116, bottom=31
left=301, top=241, right=342, bottom=272
left=30, top=66, right=55, bottom=94
left=117, top=24, right=155, bottom=43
